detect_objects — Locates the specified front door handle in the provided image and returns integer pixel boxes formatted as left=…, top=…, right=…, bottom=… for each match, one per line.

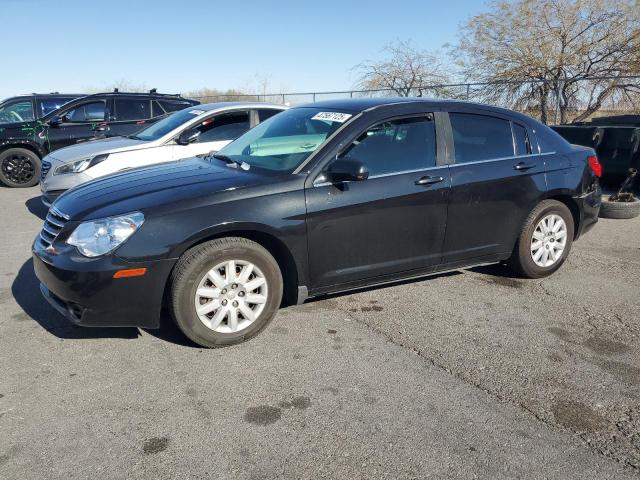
left=415, top=175, right=444, bottom=186
left=514, top=162, right=535, bottom=171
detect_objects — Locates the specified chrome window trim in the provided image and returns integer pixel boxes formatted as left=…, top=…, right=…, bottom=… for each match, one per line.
left=312, top=151, right=556, bottom=187
left=313, top=165, right=446, bottom=188
left=448, top=151, right=556, bottom=167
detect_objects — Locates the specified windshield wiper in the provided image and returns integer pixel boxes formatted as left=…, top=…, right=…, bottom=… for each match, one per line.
left=211, top=153, right=250, bottom=170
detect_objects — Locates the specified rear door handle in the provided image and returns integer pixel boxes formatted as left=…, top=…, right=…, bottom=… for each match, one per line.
left=514, top=162, right=535, bottom=171
left=415, top=175, right=444, bottom=186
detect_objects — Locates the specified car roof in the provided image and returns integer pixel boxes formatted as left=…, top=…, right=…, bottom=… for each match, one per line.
left=1, top=93, right=83, bottom=102
left=294, top=97, right=529, bottom=118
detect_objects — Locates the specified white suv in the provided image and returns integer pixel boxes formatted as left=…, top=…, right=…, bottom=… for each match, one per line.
left=40, top=102, right=286, bottom=205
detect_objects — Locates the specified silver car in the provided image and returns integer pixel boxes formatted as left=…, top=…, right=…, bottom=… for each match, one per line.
left=40, top=102, right=287, bottom=205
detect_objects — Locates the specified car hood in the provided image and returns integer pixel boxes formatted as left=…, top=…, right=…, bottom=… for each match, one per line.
left=54, top=157, right=275, bottom=221
left=47, top=136, right=150, bottom=163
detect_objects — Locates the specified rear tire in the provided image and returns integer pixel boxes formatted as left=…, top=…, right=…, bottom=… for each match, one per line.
left=170, top=237, right=283, bottom=348
left=507, top=200, right=574, bottom=279
left=0, top=148, right=41, bottom=188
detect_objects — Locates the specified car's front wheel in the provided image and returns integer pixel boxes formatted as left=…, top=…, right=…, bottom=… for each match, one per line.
left=0, top=148, right=41, bottom=188
left=508, top=200, right=575, bottom=279
left=170, top=237, right=283, bottom=347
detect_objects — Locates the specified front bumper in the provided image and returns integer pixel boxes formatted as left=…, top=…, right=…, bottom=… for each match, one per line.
left=33, top=240, right=175, bottom=329
left=40, top=171, right=91, bottom=205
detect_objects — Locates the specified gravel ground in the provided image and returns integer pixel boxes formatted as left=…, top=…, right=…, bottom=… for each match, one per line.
left=0, top=186, right=638, bottom=479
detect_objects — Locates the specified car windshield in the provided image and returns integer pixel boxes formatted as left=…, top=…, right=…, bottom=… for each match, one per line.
left=215, top=107, right=353, bottom=172
left=132, top=107, right=207, bottom=141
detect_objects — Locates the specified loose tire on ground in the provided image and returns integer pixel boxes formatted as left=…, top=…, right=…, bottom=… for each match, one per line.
left=598, top=196, right=640, bottom=220
left=507, top=200, right=575, bottom=279
left=0, top=148, right=41, bottom=188
left=170, top=237, right=283, bottom=348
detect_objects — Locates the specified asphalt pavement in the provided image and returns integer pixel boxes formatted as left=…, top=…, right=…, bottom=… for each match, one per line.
left=1, top=186, right=638, bottom=479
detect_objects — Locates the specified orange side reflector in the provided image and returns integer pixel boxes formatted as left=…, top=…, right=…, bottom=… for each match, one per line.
left=113, top=268, right=147, bottom=279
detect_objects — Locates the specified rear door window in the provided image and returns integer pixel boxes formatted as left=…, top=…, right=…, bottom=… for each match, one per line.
left=196, top=111, right=250, bottom=142
left=152, top=101, right=166, bottom=118
left=449, top=113, right=515, bottom=163
left=160, top=100, right=192, bottom=113
left=114, top=98, right=151, bottom=121
left=38, top=97, right=76, bottom=117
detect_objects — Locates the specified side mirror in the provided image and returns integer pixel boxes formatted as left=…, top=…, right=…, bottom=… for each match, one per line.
left=326, top=158, right=369, bottom=183
left=177, top=128, right=201, bottom=145
left=48, top=115, right=62, bottom=127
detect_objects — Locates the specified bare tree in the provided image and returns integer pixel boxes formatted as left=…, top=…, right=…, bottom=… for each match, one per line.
left=453, top=0, right=640, bottom=123
left=354, top=40, right=451, bottom=97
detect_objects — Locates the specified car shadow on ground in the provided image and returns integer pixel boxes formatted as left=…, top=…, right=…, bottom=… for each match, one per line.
left=143, top=311, right=199, bottom=348
left=12, top=259, right=140, bottom=340
left=12, top=259, right=521, bottom=347
left=467, top=262, right=523, bottom=279
left=25, top=196, right=48, bottom=220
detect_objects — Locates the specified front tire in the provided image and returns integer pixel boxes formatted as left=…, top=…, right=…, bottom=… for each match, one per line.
left=507, top=200, right=574, bottom=279
left=0, top=148, right=41, bottom=188
left=170, top=237, right=283, bottom=348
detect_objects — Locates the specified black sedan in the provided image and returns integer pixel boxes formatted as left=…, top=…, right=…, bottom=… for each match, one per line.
left=33, top=98, right=602, bottom=347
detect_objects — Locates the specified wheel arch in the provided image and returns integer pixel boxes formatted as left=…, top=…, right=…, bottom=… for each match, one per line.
left=0, top=140, right=45, bottom=159
left=544, top=193, right=581, bottom=239
left=167, top=224, right=302, bottom=307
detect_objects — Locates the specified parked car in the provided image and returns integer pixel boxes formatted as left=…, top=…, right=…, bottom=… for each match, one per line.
left=39, top=103, right=287, bottom=205
left=33, top=98, right=602, bottom=348
left=0, top=90, right=198, bottom=188
left=0, top=93, right=83, bottom=123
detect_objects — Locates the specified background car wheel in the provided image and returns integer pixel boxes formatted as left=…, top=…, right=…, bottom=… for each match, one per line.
left=507, top=200, right=574, bottom=279
left=0, top=148, right=41, bottom=188
left=170, top=237, right=283, bottom=348
left=598, top=195, right=640, bottom=219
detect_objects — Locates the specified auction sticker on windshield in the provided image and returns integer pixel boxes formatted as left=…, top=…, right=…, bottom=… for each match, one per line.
left=312, top=112, right=352, bottom=123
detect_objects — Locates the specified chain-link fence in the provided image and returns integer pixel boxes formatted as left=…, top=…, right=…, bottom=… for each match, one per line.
left=189, top=76, right=640, bottom=125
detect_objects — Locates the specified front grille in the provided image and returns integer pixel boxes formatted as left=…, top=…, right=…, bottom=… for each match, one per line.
left=39, top=207, right=69, bottom=248
left=41, top=160, right=51, bottom=179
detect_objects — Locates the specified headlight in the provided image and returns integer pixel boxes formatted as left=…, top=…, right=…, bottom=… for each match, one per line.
left=54, top=154, right=109, bottom=175
left=67, top=212, right=144, bottom=257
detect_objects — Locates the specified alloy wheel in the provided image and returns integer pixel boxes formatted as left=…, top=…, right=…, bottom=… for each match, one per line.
left=530, top=214, right=567, bottom=267
left=194, top=259, right=268, bottom=333
left=1, top=153, right=36, bottom=185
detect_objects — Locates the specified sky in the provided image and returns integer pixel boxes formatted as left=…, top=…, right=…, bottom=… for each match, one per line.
left=0, top=0, right=490, bottom=100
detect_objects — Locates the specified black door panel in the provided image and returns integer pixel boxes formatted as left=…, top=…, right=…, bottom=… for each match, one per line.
left=305, top=113, right=449, bottom=289
left=443, top=157, right=546, bottom=262
left=306, top=168, right=450, bottom=287
left=441, top=111, right=547, bottom=263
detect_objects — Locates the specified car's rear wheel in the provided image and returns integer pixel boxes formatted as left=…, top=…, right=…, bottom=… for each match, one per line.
left=507, top=200, right=574, bottom=279
left=0, top=148, right=41, bottom=188
left=170, top=237, right=283, bottom=347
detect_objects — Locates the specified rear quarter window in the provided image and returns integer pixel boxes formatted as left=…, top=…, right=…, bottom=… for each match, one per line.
left=536, top=123, right=572, bottom=153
